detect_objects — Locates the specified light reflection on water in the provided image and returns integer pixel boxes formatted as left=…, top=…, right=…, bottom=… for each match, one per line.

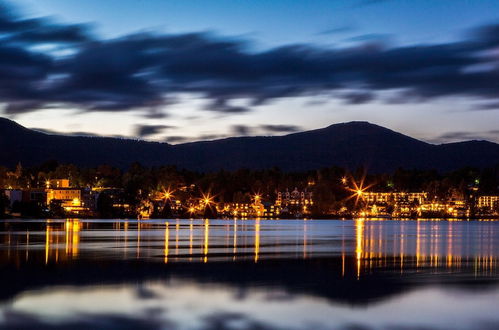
left=0, top=218, right=499, bottom=329
left=3, top=218, right=498, bottom=274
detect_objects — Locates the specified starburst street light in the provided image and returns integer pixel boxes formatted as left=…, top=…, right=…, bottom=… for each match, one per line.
left=163, top=188, right=174, bottom=200
left=341, top=177, right=348, bottom=185
left=344, top=175, right=375, bottom=208
left=200, top=192, right=214, bottom=207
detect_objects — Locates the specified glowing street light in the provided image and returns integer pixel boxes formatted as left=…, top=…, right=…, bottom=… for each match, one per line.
left=163, top=188, right=174, bottom=200
left=200, top=192, right=214, bottom=207
left=345, top=176, right=375, bottom=208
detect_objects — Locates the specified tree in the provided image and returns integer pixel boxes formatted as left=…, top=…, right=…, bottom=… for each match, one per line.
left=97, top=192, right=115, bottom=218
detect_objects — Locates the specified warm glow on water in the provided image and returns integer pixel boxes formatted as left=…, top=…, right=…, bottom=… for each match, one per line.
left=0, top=219, right=498, bottom=329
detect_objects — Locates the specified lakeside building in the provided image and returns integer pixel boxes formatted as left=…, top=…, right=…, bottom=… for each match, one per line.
left=477, top=196, right=499, bottom=211
left=361, top=192, right=475, bottom=218
left=3, top=189, right=22, bottom=207
left=22, top=188, right=47, bottom=205
left=363, top=192, right=427, bottom=205
left=276, top=188, right=313, bottom=216
left=45, top=179, right=70, bottom=189
left=1, top=177, right=498, bottom=218
left=217, top=199, right=278, bottom=218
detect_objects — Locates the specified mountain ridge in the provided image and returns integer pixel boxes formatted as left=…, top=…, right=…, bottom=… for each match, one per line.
left=0, top=117, right=498, bottom=172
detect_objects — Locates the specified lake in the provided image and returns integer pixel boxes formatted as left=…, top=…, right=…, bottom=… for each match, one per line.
left=0, top=219, right=498, bottom=329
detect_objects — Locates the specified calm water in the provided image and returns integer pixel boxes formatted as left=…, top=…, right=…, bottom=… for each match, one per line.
left=0, top=219, right=498, bottom=329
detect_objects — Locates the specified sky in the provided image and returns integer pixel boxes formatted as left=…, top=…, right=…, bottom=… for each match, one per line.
left=1, top=0, right=499, bottom=144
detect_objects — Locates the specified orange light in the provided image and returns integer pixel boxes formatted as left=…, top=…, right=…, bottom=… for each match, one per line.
left=163, top=188, right=174, bottom=200
left=200, top=192, right=214, bottom=207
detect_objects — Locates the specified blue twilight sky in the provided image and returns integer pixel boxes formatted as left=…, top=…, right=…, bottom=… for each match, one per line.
left=2, top=0, right=499, bottom=143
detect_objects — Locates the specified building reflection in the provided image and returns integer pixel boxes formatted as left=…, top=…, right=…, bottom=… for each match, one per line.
left=353, top=219, right=498, bottom=277
left=254, top=220, right=260, bottom=262
left=41, top=219, right=81, bottom=264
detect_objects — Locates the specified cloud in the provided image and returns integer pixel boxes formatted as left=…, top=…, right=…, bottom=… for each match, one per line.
left=31, top=127, right=100, bottom=137
left=1, top=1, right=499, bottom=117
left=341, top=91, right=375, bottom=104
left=317, top=25, right=355, bottom=36
left=164, top=124, right=302, bottom=144
left=135, top=124, right=175, bottom=138
left=165, top=136, right=190, bottom=143
left=0, top=3, right=92, bottom=44
left=231, top=125, right=254, bottom=136
left=354, top=0, right=392, bottom=8
left=429, top=130, right=499, bottom=144
left=259, top=125, right=302, bottom=133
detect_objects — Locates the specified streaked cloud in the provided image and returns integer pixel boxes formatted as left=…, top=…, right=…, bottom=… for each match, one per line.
left=1, top=0, right=499, bottom=121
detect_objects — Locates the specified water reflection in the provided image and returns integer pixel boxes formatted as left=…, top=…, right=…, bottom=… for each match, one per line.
left=2, top=280, right=499, bottom=330
left=1, top=219, right=499, bottom=329
left=43, top=219, right=81, bottom=264
left=1, top=219, right=498, bottom=276
left=353, top=219, right=498, bottom=276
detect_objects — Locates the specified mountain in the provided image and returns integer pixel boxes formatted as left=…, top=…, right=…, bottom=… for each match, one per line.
left=1, top=118, right=498, bottom=172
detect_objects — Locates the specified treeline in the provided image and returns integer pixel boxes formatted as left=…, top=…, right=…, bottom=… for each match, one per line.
left=1, top=160, right=499, bottom=218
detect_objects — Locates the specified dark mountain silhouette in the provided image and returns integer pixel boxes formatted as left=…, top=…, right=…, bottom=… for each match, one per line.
left=1, top=117, right=498, bottom=172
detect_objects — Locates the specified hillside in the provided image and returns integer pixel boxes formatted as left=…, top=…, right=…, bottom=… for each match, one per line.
left=0, top=118, right=498, bottom=172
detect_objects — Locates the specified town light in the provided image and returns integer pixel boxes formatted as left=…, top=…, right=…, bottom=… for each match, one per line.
left=163, top=188, right=174, bottom=200
left=200, top=192, right=214, bottom=207
left=345, top=176, right=375, bottom=208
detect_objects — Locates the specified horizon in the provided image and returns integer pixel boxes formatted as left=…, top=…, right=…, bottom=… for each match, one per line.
left=0, top=0, right=498, bottom=144
left=2, top=116, right=498, bottom=146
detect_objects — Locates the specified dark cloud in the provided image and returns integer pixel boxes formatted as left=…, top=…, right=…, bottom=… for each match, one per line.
left=1, top=1, right=499, bottom=117
left=0, top=3, right=92, bottom=44
left=197, top=134, right=229, bottom=141
left=477, top=102, right=499, bottom=111
left=230, top=124, right=302, bottom=136
left=429, top=130, right=499, bottom=144
left=231, top=125, right=254, bottom=136
left=135, top=124, right=175, bottom=138
left=165, top=136, right=190, bottom=143
left=31, top=127, right=100, bottom=137
left=165, top=133, right=230, bottom=144
left=346, top=33, right=393, bottom=43
left=205, top=99, right=251, bottom=114
left=259, top=125, right=302, bottom=133
left=354, top=0, right=392, bottom=8
left=341, top=91, right=375, bottom=104
left=317, top=25, right=355, bottom=36
left=11, top=23, right=92, bottom=44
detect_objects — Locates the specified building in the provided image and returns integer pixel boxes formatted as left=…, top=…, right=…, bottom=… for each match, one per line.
left=22, top=188, right=47, bottom=205
left=477, top=196, right=499, bottom=211
left=45, top=179, right=70, bottom=189
left=363, top=192, right=427, bottom=205
left=276, top=188, right=313, bottom=215
left=3, top=189, right=22, bottom=207
left=46, top=188, right=83, bottom=212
